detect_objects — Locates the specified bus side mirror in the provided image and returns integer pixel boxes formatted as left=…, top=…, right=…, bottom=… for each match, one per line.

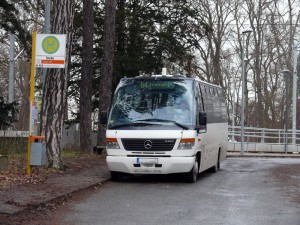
left=198, top=111, right=207, bottom=133
left=100, top=111, right=108, bottom=125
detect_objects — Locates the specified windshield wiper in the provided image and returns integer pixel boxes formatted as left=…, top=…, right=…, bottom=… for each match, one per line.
left=136, top=119, right=189, bottom=130
left=109, top=121, right=157, bottom=129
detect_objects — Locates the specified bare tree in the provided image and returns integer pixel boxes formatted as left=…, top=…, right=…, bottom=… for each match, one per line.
left=80, top=0, right=94, bottom=152
left=197, top=0, right=235, bottom=87
left=43, top=0, right=75, bottom=169
left=244, top=0, right=300, bottom=128
left=195, top=0, right=300, bottom=130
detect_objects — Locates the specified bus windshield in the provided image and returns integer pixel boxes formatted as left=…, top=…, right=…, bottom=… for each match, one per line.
left=108, top=79, right=195, bottom=129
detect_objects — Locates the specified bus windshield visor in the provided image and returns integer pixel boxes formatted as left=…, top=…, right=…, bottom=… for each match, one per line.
left=108, top=79, right=195, bottom=129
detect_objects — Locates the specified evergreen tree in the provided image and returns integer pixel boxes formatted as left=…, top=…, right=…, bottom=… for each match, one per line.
left=0, top=97, right=18, bottom=130
left=79, top=0, right=94, bottom=152
left=0, top=0, right=40, bottom=55
left=68, top=0, right=211, bottom=126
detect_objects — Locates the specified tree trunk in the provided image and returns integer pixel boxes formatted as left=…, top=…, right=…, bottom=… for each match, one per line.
left=16, top=60, right=30, bottom=130
left=80, top=0, right=94, bottom=152
left=43, top=0, right=75, bottom=169
left=97, top=0, right=116, bottom=146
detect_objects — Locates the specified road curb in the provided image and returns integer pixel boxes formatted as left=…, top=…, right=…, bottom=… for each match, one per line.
left=0, top=177, right=111, bottom=216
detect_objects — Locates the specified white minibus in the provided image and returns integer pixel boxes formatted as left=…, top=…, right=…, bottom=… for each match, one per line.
left=103, top=73, right=228, bottom=182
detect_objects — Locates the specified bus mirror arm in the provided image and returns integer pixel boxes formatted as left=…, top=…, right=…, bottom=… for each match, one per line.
left=100, top=111, right=108, bottom=125
left=197, top=111, right=207, bottom=133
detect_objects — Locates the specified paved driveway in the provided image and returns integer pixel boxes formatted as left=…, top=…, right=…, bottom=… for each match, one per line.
left=53, top=157, right=300, bottom=225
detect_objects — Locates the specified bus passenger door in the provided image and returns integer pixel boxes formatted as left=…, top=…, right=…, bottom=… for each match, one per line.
left=196, top=84, right=208, bottom=171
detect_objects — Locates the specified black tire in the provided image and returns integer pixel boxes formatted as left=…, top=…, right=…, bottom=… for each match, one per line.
left=210, top=164, right=218, bottom=173
left=210, top=148, right=221, bottom=173
left=111, top=171, right=122, bottom=181
left=217, top=148, right=221, bottom=170
left=186, top=158, right=198, bottom=183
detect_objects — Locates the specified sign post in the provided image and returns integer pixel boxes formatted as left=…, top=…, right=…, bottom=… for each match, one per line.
left=27, top=31, right=37, bottom=175
left=27, top=33, right=67, bottom=175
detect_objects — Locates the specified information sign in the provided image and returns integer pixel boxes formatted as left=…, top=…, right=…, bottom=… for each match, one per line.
left=35, top=34, right=66, bottom=68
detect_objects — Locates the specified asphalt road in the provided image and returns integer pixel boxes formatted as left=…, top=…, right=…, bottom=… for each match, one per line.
left=53, top=158, right=300, bottom=225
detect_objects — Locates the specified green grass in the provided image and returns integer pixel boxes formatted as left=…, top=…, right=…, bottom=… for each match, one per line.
left=62, top=149, right=83, bottom=157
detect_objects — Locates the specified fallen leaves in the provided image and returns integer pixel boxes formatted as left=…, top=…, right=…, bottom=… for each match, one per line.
left=0, top=153, right=103, bottom=190
left=0, top=173, right=46, bottom=189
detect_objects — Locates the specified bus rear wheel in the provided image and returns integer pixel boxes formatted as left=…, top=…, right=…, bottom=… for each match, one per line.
left=210, top=164, right=219, bottom=173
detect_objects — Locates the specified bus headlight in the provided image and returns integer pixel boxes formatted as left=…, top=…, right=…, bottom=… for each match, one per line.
left=106, top=138, right=120, bottom=149
left=178, top=138, right=195, bottom=150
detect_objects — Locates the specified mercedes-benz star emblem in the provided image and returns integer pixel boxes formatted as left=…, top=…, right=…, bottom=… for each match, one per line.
left=144, top=140, right=152, bottom=149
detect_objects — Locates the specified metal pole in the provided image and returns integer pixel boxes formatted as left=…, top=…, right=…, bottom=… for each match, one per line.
left=8, top=32, right=15, bottom=103
left=284, top=70, right=290, bottom=153
left=241, top=34, right=246, bottom=155
left=232, top=85, right=236, bottom=141
left=27, top=31, right=37, bottom=176
left=43, top=0, right=50, bottom=85
left=241, top=33, right=245, bottom=155
left=45, top=0, right=50, bottom=34
left=292, top=43, right=298, bottom=144
left=39, top=0, right=51, bottom=135
left=240, top=28, right=252, bottom=155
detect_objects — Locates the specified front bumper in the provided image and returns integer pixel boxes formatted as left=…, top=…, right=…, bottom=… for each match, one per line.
left=106, top=156, right=194, bottom=174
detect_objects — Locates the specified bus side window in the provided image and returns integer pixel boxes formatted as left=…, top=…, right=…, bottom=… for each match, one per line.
left=201, top=85, right=214, bottom=123
left=220, top=97, right=228, bottom=122
left=197, top=84, right=204, bottom=111
left=196, top=84, right=203, bottom=126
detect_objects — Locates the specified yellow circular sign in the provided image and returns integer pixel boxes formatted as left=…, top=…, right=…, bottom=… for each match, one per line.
left=42, top=36, right=60, bottom=54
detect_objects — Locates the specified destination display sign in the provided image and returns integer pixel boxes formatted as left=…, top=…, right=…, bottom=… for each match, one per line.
left=139, top=81, right=175, bottom=90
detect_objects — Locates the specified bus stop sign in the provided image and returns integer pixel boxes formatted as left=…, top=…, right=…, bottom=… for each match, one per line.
left=35, top=34, right=66, bottom=68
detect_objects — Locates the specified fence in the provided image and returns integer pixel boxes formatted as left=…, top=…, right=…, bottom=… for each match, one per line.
left=0, top=130, right=29, bottom=155
left=0, top=124, right=97, bottom=155
left=1, top=126, right=300, bottom=154
left=228, top=126, right=300, bottom=153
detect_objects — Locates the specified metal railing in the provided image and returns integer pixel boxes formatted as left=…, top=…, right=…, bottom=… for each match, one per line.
left=228, top=126, right=300, bottom=153
left=1, top=127, right=300, bottom=153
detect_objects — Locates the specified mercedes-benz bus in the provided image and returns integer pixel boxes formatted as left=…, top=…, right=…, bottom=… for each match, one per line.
left=103, top=72, right=228, bottom=182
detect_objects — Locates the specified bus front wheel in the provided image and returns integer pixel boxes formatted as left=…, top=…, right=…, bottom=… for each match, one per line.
left=186, top=158, right=198, bottom=183
left=111, top=171, right=122, bottom=181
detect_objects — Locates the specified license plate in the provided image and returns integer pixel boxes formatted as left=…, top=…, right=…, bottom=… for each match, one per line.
left=136, top=158, right=158, bottom=165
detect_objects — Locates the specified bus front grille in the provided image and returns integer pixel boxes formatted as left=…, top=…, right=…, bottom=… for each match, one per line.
left=121, top=139, right=176, bottom=151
